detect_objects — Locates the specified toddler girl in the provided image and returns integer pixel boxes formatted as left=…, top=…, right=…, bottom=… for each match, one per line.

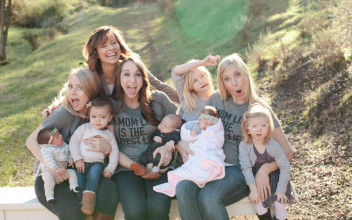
left=172, top=55, right=219, bottom=122
left=239, top=103, right=295, bottom=220
left=153, top=106, right=225, bottom=196
left=69, top=97, right=119, bottom=216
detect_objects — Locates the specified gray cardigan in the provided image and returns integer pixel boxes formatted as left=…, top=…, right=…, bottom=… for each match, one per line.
left=239, top=138, right=290, bottom=193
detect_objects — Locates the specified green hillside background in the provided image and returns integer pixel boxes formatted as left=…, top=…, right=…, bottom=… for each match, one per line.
left=0, top=0, right=351, bottom=218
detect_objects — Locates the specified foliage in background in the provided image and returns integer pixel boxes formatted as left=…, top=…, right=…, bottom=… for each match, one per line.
left=0, top=0, right=351, bottom=218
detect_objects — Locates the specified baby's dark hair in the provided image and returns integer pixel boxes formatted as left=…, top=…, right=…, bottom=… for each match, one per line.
left=37, top=127, right=55, bottom=145
left=88, top=97, right=114, bottom=115
left=164, top=114, right=182, bottom=129
left=200, top=106, right=219, bottom=118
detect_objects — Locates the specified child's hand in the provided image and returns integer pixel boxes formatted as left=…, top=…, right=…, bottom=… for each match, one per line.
left=153, top=136, right=162, bottom=143
left=68, top=160, right=74, bottom=167
left=190, top=130, right=198, bottom=137
left=248, top=186, right=260, bottom=204
left=275, top=192, right=288, bottom=204
left=55, top=168, right=66, bottom=176
left=202, top=55, right=220, bottom=66
left=103, top=169, right=113, bottom=178
left=165, top=140, right=175, bottom=151
left=75, top=160, right=85, bottom=173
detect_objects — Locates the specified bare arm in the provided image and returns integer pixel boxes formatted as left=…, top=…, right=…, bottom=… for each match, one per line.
left=26, top=124, right=45, bottom=164
left=173, top=55, right=220, bottom=75
left=147, top=70, right=179, bottom=104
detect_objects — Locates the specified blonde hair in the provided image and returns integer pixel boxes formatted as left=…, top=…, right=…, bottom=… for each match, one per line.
left=241, top=103, right=274, bottom=144
left=183, top=61, right=213, bottom=112
left=55, top=68, right=103, bottom=119
left=217, top=53, right=265, bottom=106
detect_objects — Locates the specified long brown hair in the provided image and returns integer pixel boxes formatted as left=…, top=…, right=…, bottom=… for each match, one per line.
left=115, top=57, right=159, bottom=126
left=82, top=25, right=134, bottom=74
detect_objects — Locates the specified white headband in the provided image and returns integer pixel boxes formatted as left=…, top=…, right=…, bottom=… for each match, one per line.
left=199, top=113, right=219, bottom=124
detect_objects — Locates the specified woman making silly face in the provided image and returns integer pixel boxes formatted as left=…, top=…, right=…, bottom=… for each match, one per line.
left=120, top=60, right=143, bottom=103
left=82, top=26, right=179, bottom=103
left=26, top=68, right=119, bottom=220
left=111, top=57, right=177, bottom=220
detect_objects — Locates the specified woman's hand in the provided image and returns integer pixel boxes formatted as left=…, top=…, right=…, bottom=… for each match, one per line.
left=255, top=163, right=271, bottom=202
left=84, top=135, right=111, bottom=156
left=153, top=145, right=172, bottom=168
left=41, top=104, right=59, bottom=119
left=175, top=140, right=194, bottom=163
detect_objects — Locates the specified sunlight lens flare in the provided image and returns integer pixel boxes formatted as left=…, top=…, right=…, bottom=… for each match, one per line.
left=176, top=0, right=249, bottom=44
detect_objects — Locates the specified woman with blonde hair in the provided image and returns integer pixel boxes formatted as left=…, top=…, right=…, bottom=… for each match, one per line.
left=175, top=53, right=293, bottom=220
left=27, top=68, right=118, bottom=220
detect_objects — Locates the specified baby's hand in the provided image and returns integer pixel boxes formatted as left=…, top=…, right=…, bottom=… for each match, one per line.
left=275, top=192, right=288, bottom=204
left=55, top=168, right=66, bottom=176
left=202, top=55, right=220, bottom=66
left=103, top=169, right=113, bottom=178
left=165, top=140, right=175, bottom=151
left=68, top=160, right=74, bottom=167
left=190, top=130, right=198, bottom=137
left=75, top=160, right=85, bottom=173
left=153, top=136, right=162, bottom=143
left=248, top=188, right=260, bottom=204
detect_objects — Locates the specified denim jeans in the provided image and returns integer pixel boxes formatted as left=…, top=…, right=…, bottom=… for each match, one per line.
left=35, top=175, right=118, bottom=219
left=112, top=171, right=171, bottom=220
left=76, top=162, right=104, bottom=193
left=175, top=165, right=250, bottom=220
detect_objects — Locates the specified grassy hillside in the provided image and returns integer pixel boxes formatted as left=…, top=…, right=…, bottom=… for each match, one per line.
left=0, top=0, right=351, bottom=218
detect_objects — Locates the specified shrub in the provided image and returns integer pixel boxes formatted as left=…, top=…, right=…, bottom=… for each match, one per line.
left=12, top=0, right=66, bottom=28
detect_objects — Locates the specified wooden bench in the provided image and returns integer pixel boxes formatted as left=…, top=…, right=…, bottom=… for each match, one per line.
left=0, top=187, right=256, bottom=220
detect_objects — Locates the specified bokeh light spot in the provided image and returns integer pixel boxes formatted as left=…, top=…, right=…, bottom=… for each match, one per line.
left=176, top=0, right=249, bottom=44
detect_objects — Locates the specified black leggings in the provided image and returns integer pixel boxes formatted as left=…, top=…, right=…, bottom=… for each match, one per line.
left=35, top=175, right=118, bottom=220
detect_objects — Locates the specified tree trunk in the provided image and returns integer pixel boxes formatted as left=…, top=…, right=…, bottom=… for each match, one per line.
left=0, top=0, right=11, bottom=62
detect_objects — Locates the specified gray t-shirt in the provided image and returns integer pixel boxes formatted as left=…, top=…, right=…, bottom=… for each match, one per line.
left=171, top=70, right=206, bottom=122
left=207, top=92, right=280, bottom=165
left=113, top=91, right=177, bottom=171
left=42, top=105, right=86, bottom=143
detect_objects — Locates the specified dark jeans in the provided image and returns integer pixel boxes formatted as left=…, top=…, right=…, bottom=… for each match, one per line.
left=76, top=162, right=104, bottom=193
left=175, top=165, right=250, bottom=220
left=35, top=175, right=118, bottom=220
left=111, top=170, right=171, bottom=220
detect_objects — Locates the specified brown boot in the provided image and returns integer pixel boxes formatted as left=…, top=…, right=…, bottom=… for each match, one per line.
left=81, top=191, right=96, bottom=216
left=93, top=211, right=114, bottom=220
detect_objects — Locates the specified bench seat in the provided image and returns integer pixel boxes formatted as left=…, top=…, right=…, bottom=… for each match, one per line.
left=0, top=187, right=255, bottom=220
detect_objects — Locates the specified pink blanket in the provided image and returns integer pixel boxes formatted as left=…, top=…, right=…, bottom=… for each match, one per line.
left=153, top=119, right=225, bottom=197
